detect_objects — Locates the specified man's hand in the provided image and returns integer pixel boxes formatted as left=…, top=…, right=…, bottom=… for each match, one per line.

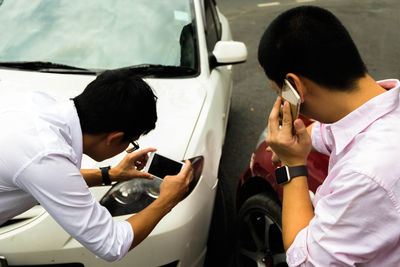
left=266, top=146, right=281, bottom=166
left=268, top=97, right=315, bottom=251
left=126, top=160, right=193, bottom=249
left=267, top=97, right=311, bottom=166
left=110, top=148, right=156, bottom=182
left=157, top=160, right=193, bottom=211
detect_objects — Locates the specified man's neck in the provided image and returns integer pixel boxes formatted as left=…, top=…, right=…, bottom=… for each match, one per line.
left=311, top=74, right=387, bottom=123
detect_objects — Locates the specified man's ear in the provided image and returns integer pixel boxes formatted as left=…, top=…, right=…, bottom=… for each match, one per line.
left=286, top=73, right=306, bottom=103
left=105, top=132, right=125, bottom=146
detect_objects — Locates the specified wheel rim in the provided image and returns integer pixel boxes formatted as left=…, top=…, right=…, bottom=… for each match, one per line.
left=237, top=209, right=287, bottom=267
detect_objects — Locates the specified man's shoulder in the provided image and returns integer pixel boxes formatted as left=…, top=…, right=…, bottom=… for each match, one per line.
left=341, top=125, right=400, bottom=192
left=0, top=97, right=78, bottom=177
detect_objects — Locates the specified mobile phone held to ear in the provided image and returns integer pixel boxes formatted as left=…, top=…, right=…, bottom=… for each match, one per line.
left=281, top=79, right=301, bottom=120
left=144, top=152, right=184, bottom=180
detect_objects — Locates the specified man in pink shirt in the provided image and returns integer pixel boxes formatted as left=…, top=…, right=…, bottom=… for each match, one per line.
left=258, top=6, right=400, bottom=266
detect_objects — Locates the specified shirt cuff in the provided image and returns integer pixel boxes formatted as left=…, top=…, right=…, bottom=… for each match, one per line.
left=118, top=220, right=134, bottom=260
left=286, top=227, right=308, bottom=266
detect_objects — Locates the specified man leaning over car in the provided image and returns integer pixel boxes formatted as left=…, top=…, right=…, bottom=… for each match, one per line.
left=258, top=6, right=400, bottom=266
left=0, top=69, right=193, bottom=261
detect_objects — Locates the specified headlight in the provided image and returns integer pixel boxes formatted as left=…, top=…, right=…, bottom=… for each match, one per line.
left=100, top=156, right=204, bottom=216
left=100, top=178, right=162, bottom=216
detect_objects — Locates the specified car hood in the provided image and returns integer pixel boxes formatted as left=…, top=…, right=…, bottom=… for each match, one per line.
left=0, top=69, right=206, bottom=168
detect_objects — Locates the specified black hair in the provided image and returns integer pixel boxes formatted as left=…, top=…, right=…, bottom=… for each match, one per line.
left=73, top=69, right=157, bottom=140
left=258, top=6, right=367, bottom=90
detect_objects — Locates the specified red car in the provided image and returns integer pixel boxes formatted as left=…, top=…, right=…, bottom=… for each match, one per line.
left=235, top=117, right=329, bottom=267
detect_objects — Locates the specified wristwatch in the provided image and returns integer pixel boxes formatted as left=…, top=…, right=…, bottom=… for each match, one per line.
left=100, top=166, right=112, bottom=185
left=275, top=165, right=308, bottom=184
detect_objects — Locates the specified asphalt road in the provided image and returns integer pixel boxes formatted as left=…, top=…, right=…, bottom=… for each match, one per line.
left=218, top=0, right=400, bottom=210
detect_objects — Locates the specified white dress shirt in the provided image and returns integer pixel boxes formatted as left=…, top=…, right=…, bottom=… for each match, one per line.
left=0, top=91, right=133, bottom=262
left=286, top=79, right=400, bottom=266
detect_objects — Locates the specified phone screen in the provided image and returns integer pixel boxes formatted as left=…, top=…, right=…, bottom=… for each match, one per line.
left=148, top=153, right=183, bottom=179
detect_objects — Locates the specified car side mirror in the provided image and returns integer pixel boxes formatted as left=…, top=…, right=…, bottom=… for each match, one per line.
left=210, top=41, right=247, bottom=69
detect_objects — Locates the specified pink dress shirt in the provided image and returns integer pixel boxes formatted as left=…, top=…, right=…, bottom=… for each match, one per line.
left=286, top=79, right=400, bottom=266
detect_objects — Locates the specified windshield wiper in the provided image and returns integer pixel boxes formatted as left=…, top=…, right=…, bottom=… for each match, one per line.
left=123, top=64, right=197, bottom=78
left=0, top=61, right=98, bottom=74
left=0, top=62, right=197, bottom=77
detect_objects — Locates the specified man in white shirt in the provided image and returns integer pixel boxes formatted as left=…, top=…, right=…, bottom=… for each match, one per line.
left=0, top=69, right=193, bottom=261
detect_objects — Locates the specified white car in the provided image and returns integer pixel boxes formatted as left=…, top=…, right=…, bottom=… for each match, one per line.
left=0, top=0, right=247, bottom=266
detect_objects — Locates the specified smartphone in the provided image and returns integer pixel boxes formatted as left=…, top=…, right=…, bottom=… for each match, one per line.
left=143, top=152, right=184, bottom=180
left=281, top=79, right=301, bottom=120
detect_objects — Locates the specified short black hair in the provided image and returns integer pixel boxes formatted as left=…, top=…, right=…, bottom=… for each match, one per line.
left=258, top=6, right=367, bottom=90
left=73, top=69, right=157, bottom=140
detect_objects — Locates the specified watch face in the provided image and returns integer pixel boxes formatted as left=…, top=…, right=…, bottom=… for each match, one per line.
left=275, top=166, right=289, bottom=184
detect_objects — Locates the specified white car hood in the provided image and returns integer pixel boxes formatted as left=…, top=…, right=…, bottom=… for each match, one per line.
left=0, top=69, right=206, bottom=168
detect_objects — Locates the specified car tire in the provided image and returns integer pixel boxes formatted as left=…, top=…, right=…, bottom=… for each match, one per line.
left=204, top=170, right=236, bottom=267
left=235, top=192, right=287, bottom=267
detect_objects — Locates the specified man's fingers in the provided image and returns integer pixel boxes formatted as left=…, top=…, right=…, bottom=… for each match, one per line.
left=268, top=97, right=282, bottom=130
left=180, top=160, right=193, bottom=190
left=136, top=147, right=157, bottom=156
left=185, top=168, right=194, bottom=187
left=294, top=119, right=309, bottom=139
left=266, top=146, right=281, bottom=165
left=135, top=171, right=153, bottom=180
left=267, top=97, right=283, bottom=139
left=179, top=160, right=192, bottom=177
left=271, top=153, right=281, bottom=166
left=281, top=100, right=293, bottom=135
left=126, top=147, right=156, bottom=159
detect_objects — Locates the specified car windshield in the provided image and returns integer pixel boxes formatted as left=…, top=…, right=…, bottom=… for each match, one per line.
left=0, top=0, right=197, bottom=75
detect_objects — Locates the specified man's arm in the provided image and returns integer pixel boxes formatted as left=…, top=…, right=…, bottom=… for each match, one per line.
left=266, top=97, right=314, bottom=250
left=16, top=154, right=192, bottom=261
left=80, top=169, right=103, bottom=186
left=125, top=161, right=193, bottom=249
left=80, top=148, right=155, bottom=187
left=15, top=155, right=133, bottom=261
left=80, top=150, right=193, bottom=250
left=282, top=175, right=314, bottom=251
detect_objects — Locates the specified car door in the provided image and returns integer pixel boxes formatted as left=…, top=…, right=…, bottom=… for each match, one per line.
left=204, top=0, right=233, bottom=140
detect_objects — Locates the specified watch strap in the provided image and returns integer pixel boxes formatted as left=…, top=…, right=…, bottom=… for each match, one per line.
left=288, top=165, right=308, bottom=179
left=100, top=166, right=112, bottom=185
left=275, top=165, right=308, bottom=184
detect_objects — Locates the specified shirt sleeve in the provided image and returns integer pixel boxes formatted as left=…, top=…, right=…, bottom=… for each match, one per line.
left=14, top=153, right=133, bottom=262
left=311, top=122, right=331, bottom=155
left=286, top=170, right=400, bottom=266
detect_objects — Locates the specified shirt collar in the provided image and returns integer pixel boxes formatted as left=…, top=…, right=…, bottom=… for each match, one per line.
left=327, top=79, right=400, bottom=154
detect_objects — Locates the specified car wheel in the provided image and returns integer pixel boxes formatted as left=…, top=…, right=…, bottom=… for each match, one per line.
left=205, top=170, right=236, bottom=267
left=235, top=192, right=287, bottom=267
